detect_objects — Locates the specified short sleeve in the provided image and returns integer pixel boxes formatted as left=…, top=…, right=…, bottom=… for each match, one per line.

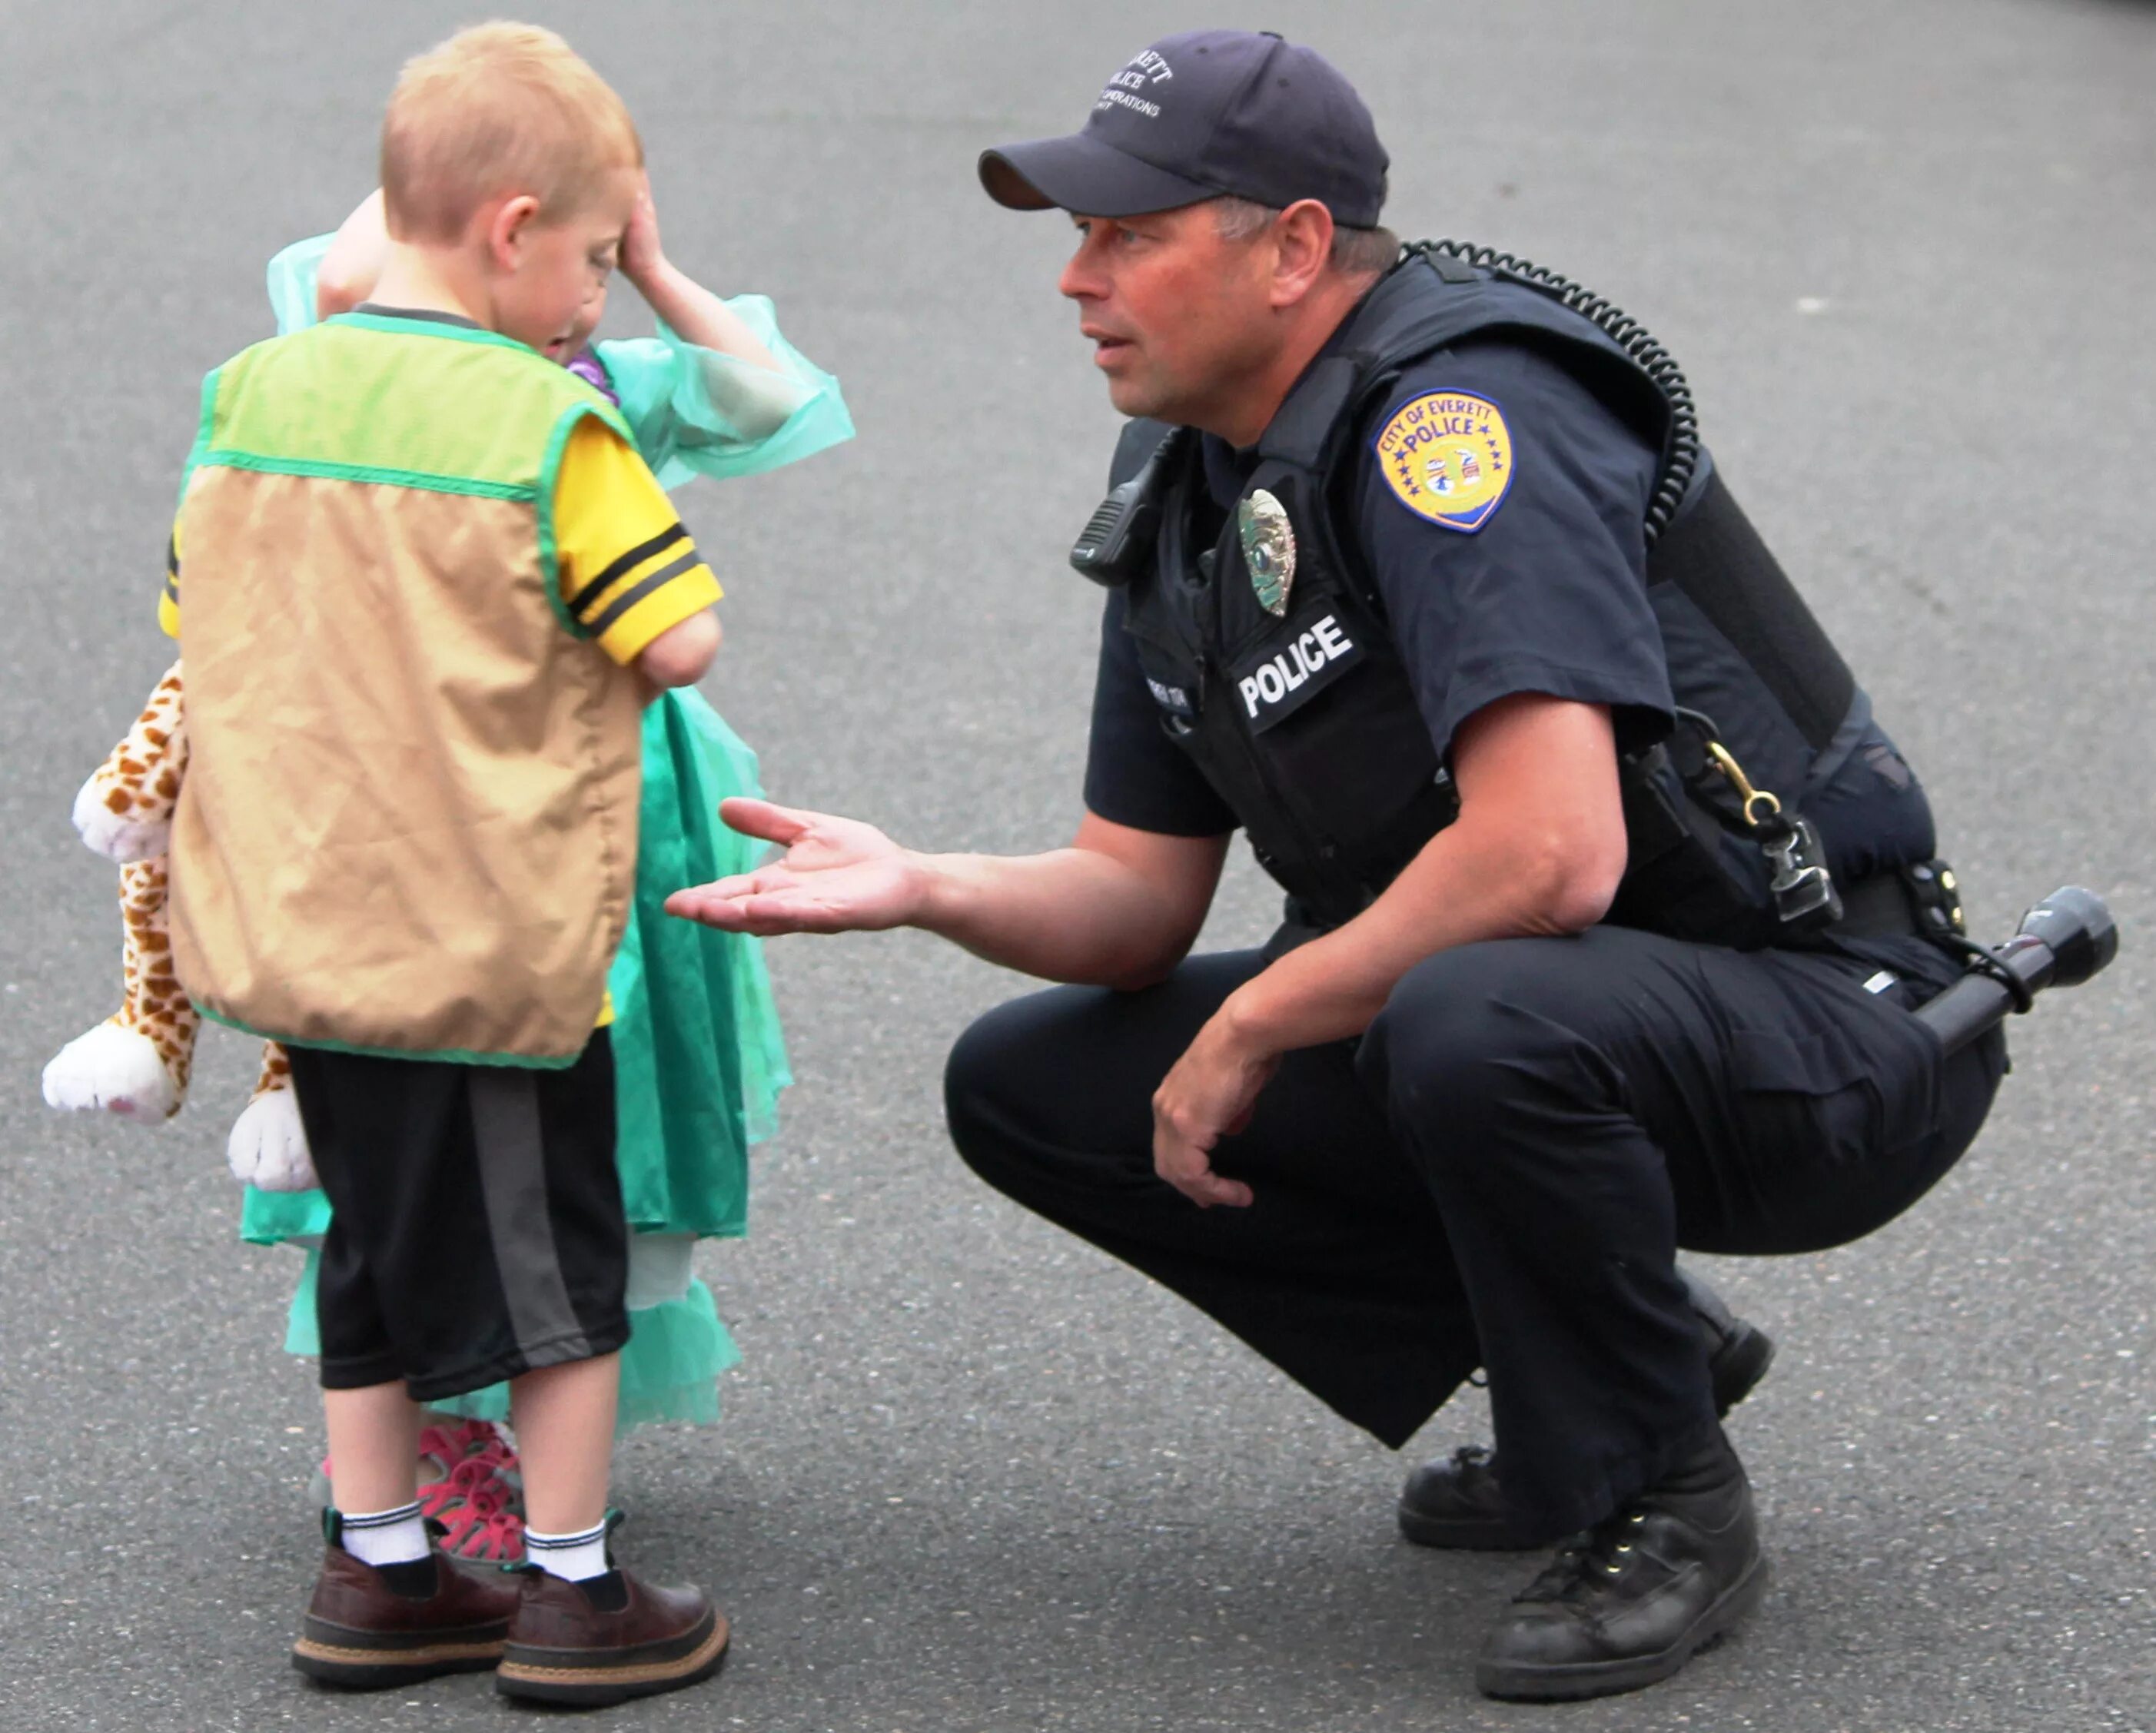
left=551, top=417, right=723, bottom=665
left=1082, top=589, right=1237, bottom=838
left=593, top=297, right=854, bottom=492
left=1353, top=341, right=1673, bottom=761
left=158, top=518, right=181, bottom=639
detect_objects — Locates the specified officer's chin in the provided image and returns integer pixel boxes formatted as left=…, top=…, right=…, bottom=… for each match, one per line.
left=1101, top=370, right=1171, bottom=423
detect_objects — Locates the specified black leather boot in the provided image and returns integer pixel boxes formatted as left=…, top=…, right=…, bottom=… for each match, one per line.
left=1397, top=1270, right=1772, bottom=1551
left=1474, top=1429, right=1767, bottom=1701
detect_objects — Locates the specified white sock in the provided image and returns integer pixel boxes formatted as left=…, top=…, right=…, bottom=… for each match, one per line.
left=338, top=1500, right=428, bottom=1566
left=524, top=1519, right=611, bottom=1582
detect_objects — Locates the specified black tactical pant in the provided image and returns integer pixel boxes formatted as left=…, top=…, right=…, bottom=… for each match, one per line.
left=943, top=925, right=2005, bottom=1543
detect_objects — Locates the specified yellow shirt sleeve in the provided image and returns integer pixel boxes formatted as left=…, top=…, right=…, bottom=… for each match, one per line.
left=553, top=417, right=722, bottom=665
left=158, top=519, right=182, bottom=639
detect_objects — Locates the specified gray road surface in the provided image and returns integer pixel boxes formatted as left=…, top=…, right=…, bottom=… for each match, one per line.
left=3, top=2, right=2153, bottom=1728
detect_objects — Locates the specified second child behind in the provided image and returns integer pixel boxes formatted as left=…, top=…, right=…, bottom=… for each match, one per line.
left=165, top=24, right=727, bottom=1706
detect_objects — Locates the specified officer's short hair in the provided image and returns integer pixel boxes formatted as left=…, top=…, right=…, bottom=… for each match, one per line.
left=1211, top=197, right=1399, bottom=279
left=381, top=22, right=643, bottom=244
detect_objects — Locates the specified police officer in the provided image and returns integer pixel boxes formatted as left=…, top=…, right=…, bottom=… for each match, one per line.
left=669, top=30, right=2007, bottom=1701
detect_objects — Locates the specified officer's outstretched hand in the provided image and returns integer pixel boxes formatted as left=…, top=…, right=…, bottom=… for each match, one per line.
left=1151, top=1014, right=1279, bottom=1210
left=665, top=798, right=925, bottom=935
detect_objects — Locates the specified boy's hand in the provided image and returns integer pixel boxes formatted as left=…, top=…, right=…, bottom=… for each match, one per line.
left=621, top=177, right=666, bottom=293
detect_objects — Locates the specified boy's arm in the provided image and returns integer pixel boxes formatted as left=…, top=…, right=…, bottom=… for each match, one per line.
left=552, top=418, right=722, bottom=689
left=636, top=611, right=721, bottom=689
left=619, top=180, right=787, bottom=375
left=317, top=191, right=389, bottom=320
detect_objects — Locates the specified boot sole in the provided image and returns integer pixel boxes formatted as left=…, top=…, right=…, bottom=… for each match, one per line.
left=1474, top=1550, right=1770, bottom=1701
left=495, top=1609, right=729, bottom=1707
left=291, top=1631, right=507, bottom=1690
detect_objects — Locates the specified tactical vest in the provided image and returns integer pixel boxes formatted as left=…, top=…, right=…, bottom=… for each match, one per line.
left=170, top=312, right=647, bottom=1064
left=1105, top=247, right=1915, bottom=947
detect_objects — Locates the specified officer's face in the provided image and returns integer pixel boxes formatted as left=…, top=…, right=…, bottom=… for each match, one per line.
left=1061, top=205, right=1279, bottom=428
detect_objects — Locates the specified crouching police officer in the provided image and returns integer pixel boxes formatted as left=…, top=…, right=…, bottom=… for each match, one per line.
left=669, top=30, right=2007, bottom=1701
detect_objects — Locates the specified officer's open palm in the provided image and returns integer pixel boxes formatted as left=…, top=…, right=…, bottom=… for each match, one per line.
left=664, top=798, right=925, bottom=935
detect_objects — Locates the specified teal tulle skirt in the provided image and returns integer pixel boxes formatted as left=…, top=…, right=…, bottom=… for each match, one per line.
left=241, top=689, right=787, bottom=1431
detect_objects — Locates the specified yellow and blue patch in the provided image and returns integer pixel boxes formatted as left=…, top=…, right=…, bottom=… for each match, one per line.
left=1374, top=390, right=1515, bottom=533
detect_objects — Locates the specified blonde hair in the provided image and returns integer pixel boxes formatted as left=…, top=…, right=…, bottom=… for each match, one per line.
left=381, top=22, right=643, bottom=244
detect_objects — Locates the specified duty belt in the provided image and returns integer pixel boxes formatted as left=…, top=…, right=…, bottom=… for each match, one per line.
left=1829, top=862, right=1967, bottom=944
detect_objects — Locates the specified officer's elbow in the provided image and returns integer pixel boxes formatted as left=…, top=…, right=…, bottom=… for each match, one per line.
left=1517, top=829, right=1627, bottom=936
left=1101, top=945, right=1193, bottom=994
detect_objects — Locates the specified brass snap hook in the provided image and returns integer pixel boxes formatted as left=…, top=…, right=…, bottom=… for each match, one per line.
left=1703, top=740, right=1783, bottom=828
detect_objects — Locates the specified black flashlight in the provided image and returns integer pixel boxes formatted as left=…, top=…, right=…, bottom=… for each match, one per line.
left=1913, top=886, right=2118, bottom=1055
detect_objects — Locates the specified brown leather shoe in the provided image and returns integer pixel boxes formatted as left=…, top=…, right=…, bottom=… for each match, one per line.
left=494, top=1568, right=729, bottom=1707
left=291, top=1546, right=520, bottom=1689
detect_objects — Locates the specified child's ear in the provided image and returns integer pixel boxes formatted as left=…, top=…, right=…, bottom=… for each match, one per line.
left=487, top=194, right=543, bottom=271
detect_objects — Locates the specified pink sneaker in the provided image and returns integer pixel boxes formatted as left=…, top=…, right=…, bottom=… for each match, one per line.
left=309, top=1419, right=526, bottom=1562
left=417, top=1421, right=524, bottom=1563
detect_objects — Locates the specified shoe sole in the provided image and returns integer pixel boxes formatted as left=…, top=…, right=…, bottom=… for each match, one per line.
left=494, top=1609, right=729, bottom=1707
left=291, top=1631, right=508, bottom=1690
left=1710, top=1321, right=1776, bottom=1419
left=1474, top=1550, right=1770, bottom=1701
left=1396, top=1503, right=1528, bottom=1552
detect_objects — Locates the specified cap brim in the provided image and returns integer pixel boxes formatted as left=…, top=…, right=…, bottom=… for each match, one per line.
left=978, top=133, right=1219, bottom=217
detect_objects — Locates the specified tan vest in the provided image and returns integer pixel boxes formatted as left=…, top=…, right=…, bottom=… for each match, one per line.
left=169, top=313, right=645, bottom=1064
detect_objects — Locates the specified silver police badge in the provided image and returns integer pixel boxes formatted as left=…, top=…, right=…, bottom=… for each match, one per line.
left=1238, top=489, right=1297, bottom=616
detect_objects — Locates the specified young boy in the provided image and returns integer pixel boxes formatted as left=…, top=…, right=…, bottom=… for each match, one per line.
left=164, top=24, right=727, bottom=1705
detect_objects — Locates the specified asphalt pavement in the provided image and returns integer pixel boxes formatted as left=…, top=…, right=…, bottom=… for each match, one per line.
left=3, top=2, right=2153, bottom=1728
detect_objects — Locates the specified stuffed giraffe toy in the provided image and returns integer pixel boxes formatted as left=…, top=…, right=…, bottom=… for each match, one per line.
left=42, top=661, right=316, bottom=1190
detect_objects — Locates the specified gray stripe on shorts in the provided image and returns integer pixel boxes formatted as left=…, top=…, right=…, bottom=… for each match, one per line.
left=467, top=1068, right=592, bottom=1364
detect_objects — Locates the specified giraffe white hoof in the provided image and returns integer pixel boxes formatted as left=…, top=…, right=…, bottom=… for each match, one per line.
left=42, top=1021, right=183, bottom=1121
left=228, top=1087, right=317, bottom=1192
left=71, top=774, right=171, bottom=864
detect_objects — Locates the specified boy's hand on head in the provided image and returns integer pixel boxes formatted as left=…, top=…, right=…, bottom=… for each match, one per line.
left=633, top=607, right=720, bottom=690
left=620, top=176, right=666, bottom=293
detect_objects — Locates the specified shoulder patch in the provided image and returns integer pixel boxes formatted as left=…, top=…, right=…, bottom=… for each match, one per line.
left=1373, top=390, right=1515, bottom=533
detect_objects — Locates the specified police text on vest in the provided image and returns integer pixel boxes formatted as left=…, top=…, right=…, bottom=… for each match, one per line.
left=1240, top=616, right=1356, bottom=721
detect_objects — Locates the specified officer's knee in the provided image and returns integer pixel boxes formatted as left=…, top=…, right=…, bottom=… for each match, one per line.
left=943, top=1010, right=1016, bottom=1183
left=1360, top=939, right=1605, bottom=1170
left=1361, top=946, right=1518, bottom=1119
left=942, top=991, right=1071, bottom=1194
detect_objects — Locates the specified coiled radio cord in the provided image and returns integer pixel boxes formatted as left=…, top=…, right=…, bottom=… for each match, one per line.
left=1402, top=239, right=1702, bottom=549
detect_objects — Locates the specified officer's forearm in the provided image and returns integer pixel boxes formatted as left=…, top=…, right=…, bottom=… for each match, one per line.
left=914, top=835, right=1224, bottom=988
left=1225, top=821, right=1617, bottom=1054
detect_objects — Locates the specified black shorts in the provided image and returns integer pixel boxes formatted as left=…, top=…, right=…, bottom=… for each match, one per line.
left=284, top=1032, right=630, bottom=1402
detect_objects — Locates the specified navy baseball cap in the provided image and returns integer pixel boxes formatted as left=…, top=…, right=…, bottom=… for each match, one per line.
left=979, top=30, right=1387, bottom=227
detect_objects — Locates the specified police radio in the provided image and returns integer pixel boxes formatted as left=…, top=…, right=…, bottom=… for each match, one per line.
left=1069, top=428, right=1185, bottom=586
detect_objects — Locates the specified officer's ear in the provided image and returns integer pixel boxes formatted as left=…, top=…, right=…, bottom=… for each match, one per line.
left=1267, top=198, right=1335, bottom=308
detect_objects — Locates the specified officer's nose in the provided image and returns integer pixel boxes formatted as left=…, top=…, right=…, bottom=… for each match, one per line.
left=1059, top=233, right=1108, bottom=304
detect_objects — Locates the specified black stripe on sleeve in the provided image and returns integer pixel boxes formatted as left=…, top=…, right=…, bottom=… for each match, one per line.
left=566, top=523, right=688, bottom=619
left=163, top=576, right=181, bottom=606
left=583, top=549, right=706, bottom=641
left=166, top=533, right=179, bottom=578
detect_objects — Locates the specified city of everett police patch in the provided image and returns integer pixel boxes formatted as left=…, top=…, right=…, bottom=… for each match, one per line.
left=1374, top=390, right=1515, bottom=533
